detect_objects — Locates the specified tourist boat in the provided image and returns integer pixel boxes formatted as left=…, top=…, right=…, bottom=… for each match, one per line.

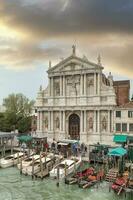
left=17, top=154, right=40, bottom=170
left=50, top=158, right=81, bottom=179
left=0, top=152, right=24, bottom=168
left=22, top=153, right=58, bottom=176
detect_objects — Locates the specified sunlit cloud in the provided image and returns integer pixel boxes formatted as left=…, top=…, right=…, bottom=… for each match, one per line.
left=0, top=0, right=132, bottom=79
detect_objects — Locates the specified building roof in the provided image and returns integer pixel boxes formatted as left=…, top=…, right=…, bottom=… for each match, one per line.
left=113, top=80, right=130, bottom=86
left=119, top=101, right=133, bottom=108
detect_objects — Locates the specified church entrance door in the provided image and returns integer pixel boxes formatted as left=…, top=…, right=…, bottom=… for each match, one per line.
left=69, top=114, right=80, bottom=140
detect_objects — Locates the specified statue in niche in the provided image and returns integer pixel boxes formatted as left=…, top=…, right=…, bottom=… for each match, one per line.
left=88, top=78, right=94, bottom=86
left=88, top=117, right=93, bottom=130
left=44, top=117, right=48, bottom=129
left=55, top=82, right=60, bottom=96
left=55, top=117, right=60, bottom=129
left=102, top=117, right=107, bottom=130
left=67, top=75, right=80, bottom=95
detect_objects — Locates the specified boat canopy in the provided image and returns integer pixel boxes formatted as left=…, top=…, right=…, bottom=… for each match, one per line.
left=58, top=139, right=79, bottom=144
left=108, top=147, right=127, bottom=157
left=18, top=135, right=33, bottom=143
left=113, top=135, right=127, bottom=143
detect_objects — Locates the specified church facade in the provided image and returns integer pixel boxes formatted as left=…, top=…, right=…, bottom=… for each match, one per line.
left=35, top=47, right=117, bottom=145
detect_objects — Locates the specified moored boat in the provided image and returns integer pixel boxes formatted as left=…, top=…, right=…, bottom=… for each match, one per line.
left=0, top=152, right=24, bottom=168
left=17, top=154, right=40, bottom=170
left=50, top=158, right=81, bottom=179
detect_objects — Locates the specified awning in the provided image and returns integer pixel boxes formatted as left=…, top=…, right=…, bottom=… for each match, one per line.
left=57, top=143, right=68, bottom=146
left=108, top=147, right=127, bottom=157
left=127, top=136, right=133, bottom=142
left=113, top=135, right=127, bottom=143
left=18, top=135, right=33, bottom=143
left=58, top=139, right=79, bottom=144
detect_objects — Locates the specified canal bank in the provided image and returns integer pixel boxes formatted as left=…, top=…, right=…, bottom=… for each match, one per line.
left=0, top=167, right=131, bottom=200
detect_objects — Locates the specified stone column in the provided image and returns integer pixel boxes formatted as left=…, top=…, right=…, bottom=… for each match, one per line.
left=63, top=76, right=65, bottom=96
left=80, top=111, right=83, bottom=133
left=60, top=76, right=62, bottom=96
left=93, top=110, right=97, bottom=133
left=37, top=111, right=40, bottom=131
left=62, top=111, right=65, bottom=132
left=84, top=74, right=86, bottom=95
left=97, top=110, right=100, bottom=133
left=80, top=75, right=83, bottom=95
left=111, top=110, right=114, bottom=133
left=60, top=111, right=62, bottom=131
left=97, top=73, right=101, bottom=95
left=94, top=73, right=97, bottom=95
left=51, top=77, right=53, bottom=96
left=48, top=111, right=51, bottom=131
left=51, top=111, right=54, bottom=131
left=108, top=110, right=110, bottom=133
left=84, top=110, right=87, bottom=132
left=48, top=78, right=51, bottom=96
left=40, top=111, right=43, bottom=132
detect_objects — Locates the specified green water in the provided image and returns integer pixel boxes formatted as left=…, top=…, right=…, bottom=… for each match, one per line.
left=0, top=168, right=130, bottom=200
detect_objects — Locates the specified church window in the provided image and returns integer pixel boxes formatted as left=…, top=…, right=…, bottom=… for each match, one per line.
left=116, top=111, right=121, bottom=118
left=129, top=123, right=133, bottom=131
left=122, top=123, right=127, bottom=132
left=128, top=111, right=133, bottom=118
left=116, top=123, right=121, bottom=132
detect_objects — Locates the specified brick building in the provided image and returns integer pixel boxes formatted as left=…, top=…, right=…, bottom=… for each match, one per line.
left=113, top=80, right=130, bottom=106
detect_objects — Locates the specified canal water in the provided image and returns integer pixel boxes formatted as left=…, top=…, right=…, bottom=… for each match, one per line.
left=0, top=167, right=131, bottom=200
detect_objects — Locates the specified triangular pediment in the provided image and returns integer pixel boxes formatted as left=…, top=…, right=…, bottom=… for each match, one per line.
left=48, top=55, right=103, bottom=74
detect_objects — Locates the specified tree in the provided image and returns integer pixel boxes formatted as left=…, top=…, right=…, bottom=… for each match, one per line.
left=3, top=93, right=34, bottom=133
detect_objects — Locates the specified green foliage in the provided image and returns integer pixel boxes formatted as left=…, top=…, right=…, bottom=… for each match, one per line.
left=1, top=93, right=35, bottom=133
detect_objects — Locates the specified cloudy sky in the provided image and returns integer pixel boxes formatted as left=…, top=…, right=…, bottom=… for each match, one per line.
left=0, top=0, right=133, bottom=103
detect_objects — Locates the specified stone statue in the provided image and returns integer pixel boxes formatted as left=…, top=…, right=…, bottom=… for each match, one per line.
left=56, top=117, right=60, bottom=129
left=88, top=117, right=93, bottom=130
left=108, top=72, right=113, bottom=86
left=55, top=82, right=60, bottom=96
left=102, top=117, right=107, bottom=130
left=44, top=118, right=48, bottom=128
left=72, top=45, right=76, bottom=55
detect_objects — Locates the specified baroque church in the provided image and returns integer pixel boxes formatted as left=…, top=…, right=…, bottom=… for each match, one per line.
left=35, top=46, right=118, bottom=145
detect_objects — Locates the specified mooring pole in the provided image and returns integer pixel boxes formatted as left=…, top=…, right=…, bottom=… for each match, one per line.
left=32, top=157, right=35, bottom=180
left=56, top=167, right=60, bottom=187
left=40, top=153, right=43, bottom=179
left=20, top=157, right=22, bottom=174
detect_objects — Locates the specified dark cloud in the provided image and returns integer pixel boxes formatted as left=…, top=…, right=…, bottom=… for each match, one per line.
left=1, top=0, right=133, bottom=38
left=0, top=0, right=133, bottom=77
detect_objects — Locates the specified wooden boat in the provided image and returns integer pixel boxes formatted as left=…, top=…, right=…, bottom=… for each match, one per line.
left=78, top=179, right=97, bottom=189
left=111, top=177, right=126, bottom=194
left=65, top=167, right=95, bottom=185
left=0, top=152, right=24, bottom=168
left=17, top=154, right=40, bottom=169
left=35, top=154, right=63, bottom=179
left=50, top=158, right=81, bottom=179
left=22, top=153, right=60, bottom=176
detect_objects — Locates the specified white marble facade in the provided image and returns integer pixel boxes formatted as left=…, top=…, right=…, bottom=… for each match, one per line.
left=35, top=47, right=116, bottom=145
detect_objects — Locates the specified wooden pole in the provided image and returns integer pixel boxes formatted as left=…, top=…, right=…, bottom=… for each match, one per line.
left=56, top=167, right=60, bottom=187
left=11, top=137, right=13, bottom=155
left=45, top=154, right=47, bottom=169
left=32, top=157, right=35, bottom=180
left=40, top=154, right=43, bottom=179
left=20, top=157, right=22, bottom=174
left=13, top=154, right=15, bottom=167
left=17, top=152, right=19, bottom=164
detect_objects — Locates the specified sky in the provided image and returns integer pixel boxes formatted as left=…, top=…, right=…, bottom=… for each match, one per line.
left=0, top=0, right=133, bottom=103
